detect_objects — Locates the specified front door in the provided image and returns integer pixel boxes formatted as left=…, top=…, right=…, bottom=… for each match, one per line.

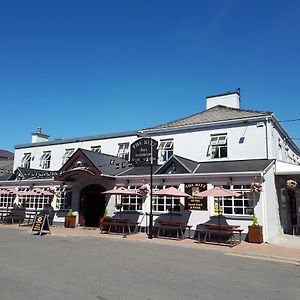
left=80, top=184, right=106, bottom=227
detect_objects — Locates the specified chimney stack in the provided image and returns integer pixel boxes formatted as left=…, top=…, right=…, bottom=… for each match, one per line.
left=31, top=127, right=49, bottom=143
left=206, top=90, right=240, bottom=110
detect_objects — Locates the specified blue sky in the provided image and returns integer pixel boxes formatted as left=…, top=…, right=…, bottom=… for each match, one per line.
left=1, top=0, right=300, bottom=151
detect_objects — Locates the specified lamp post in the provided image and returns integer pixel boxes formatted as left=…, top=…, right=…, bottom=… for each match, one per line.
left=136, top=131, right=154, bottom=239
left=149, top=136, right=153, bottom=239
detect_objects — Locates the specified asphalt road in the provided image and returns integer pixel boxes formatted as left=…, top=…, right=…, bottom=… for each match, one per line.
left=0, top=228, right=299, bottom=300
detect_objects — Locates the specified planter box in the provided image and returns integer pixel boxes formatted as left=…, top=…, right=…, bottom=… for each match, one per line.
left=65, top=216, right=76, bottom=228
left=247, top=225, right=263, bottom=243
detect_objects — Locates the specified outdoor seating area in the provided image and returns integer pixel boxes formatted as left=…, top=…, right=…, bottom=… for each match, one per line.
left=195, top=223, right=243, bottom=247
left=153, top=220, right=192, bottom=240
left=99, top=217, right=140, bottom=237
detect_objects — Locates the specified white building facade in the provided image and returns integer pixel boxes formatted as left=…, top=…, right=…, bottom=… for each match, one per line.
left=2, top=91, right=300, bottom=241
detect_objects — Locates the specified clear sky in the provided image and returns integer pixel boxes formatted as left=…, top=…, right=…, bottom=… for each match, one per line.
left=1, top=0, right=300, bottom=151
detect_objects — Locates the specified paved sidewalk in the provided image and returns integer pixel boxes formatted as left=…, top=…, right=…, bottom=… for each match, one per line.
left=1, top=224, right=299, bottom=264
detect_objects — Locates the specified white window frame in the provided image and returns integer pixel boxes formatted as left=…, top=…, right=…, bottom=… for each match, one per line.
left=122, top=186, right=143, bottom=211
left=40, top=151, right=51, bottom=169
left=152, top=185, right=181, bottom=213
left=21, top=153, right=31, bottom=169
left=55, top=187, right=72, bottom=210
left=117, top=143, right=129, bottom=160
left=158, top=139, right=174, bottom=163
left=91, top=146, right=101, bottom=153
left=62, top=148, right=75, bottom=165
left=214, top=184, right=253, bottom=216
left=209, top=134, right=227, bottom=159
left=0, top=193, right=15, bottom=209
left=18, top=188, right=53, bottom=210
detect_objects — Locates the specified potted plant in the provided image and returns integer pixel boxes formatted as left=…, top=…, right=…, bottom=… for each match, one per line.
left=247, top=214, right=263, bottom=243
left=65, top=208, right=76, bottom=228
left=99, top=209, right=112, bottom=230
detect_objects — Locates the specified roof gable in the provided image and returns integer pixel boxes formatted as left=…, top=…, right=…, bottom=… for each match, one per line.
left=155, top=155, right=198, bottom=174
left=57, top=149, right=131, bottom=180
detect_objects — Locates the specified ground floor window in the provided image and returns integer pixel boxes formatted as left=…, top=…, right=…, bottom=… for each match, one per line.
left=153, top=185, right=181, bottom=213
left=122, top=186, right=143, bottom=211
left=20, top=195, right=52, bottom=210
left=0, top=194, right=15, bottom=208
left=55, top=188, right=72, bottom=210
left=214, top=184, right=253, bottom=216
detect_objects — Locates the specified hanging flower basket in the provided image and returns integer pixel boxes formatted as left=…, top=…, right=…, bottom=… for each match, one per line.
left=251, top=182, right=262, bottom=193
left=286, top=179, right=297, bottom=189
left=139, top=184, right=150, bottom=194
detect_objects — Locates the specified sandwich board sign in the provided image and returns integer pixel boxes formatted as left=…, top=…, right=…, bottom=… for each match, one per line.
left=31, top=213, right=51, bottom=236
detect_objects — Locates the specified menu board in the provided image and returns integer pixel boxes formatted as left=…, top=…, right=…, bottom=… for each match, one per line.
left=31, top=213, right=51, bottom=236
left=184, top=183, right=207, bottom=211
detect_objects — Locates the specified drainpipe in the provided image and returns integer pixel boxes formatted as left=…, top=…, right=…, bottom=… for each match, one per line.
left=260, top=172, right=268, bottom=242
left=265, top=117, right=269, bottom=160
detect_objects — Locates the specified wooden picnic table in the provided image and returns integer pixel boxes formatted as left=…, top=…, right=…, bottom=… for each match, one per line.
left=100, top=217, right=140, bottom=237
left=153, top=220, right=192, bottom=240
left=196, top=223, right=243, bottom=247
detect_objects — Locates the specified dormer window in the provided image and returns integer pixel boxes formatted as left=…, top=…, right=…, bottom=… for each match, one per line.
left=117, top=143, right=129, bottom=160
left=40, top=151, right=51, bottom=169
left=209, top=134, right=227, bottom=158
left=21, top=153, right=31, bottom=169
left=62, top=148, right=75, bottom=165
left=158, top=139, right=174, bottom=163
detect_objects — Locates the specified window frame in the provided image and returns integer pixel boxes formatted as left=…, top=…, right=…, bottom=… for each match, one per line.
left=62, top=148, right=75, bottom=165
left=152, top=185, right=181, bottom=213
left=213, top=184, right=253, bottom=217
left=117, top=143, right=129, bottom=160
left=21, top=153, right=31, bottom=169
left=158, top=139, right=174, bottom=163
left=121, top=186, right=143, bottom=211
left=91, top=146, right=102, bottom=153
left=209, top=134, right=228, bottom=159
left=40, top=151, right=52, bottom=169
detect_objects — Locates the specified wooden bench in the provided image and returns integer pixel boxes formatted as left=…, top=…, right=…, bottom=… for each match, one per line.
left=153, top=224, right=184, bottom=240
left=100, top=218, right=139, bottom=237
left=4, top=209, right=26, bottom=224
left=196, top=225, right=243, bottom=247
left=0, top=210, right=9, bottom=223
left=19, top=212, right=37, bottom=226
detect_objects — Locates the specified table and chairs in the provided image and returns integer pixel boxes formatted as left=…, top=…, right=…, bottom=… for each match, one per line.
left=195, top=223, right=243, bottom=247
left=153, top=220, right=192, bottom=240
left=99, top=217, right=140, bottom=237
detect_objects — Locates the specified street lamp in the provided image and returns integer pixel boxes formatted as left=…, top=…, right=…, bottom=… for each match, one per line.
left=136, top=131, right=154, bottom=239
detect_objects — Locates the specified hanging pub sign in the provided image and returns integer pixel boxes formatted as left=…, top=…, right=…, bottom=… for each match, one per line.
left=184, top=183, right=207, bottom=211
left=31, top=213, right=51, bottom=236
left=130, top=138, right=159, bottom=166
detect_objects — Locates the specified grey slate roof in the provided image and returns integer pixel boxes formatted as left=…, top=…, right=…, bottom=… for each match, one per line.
left=116, top=158, right=274, bottom=177
left=80, top=149, right=131, bottom=176
left=147, top=105, right=272, bottom=130
left=116, top=165, right=161, bottom=176
left=195, top=159, right=274, bottom=174
left=9, top=167, right=56, bottom=180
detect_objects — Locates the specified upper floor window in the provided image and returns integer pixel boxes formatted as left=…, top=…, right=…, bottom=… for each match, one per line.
left=91, top=145, right=101, bottom=153
left=209, top=134, right=227, bottom=158
left=62, top=148, right=75, bottom=165
left=117, top=143, right=129, bottom=160
left=21, top=153, right=31, bottom=169
left=40, top=151, right=51, bottom=169
left=158, top=139, right=174, bottom=163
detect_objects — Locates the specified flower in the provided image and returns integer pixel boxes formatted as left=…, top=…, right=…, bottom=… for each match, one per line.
left=251, top=182, right=262, bottom=193
left=286, top=179, right=297, bottom=189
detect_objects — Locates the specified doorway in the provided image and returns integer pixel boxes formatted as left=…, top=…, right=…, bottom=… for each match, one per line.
left=79, top=184, right=106, bottom=227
